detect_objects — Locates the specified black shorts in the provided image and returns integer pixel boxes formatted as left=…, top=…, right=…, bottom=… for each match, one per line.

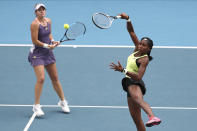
left=121, top=77, right=146, bottom=97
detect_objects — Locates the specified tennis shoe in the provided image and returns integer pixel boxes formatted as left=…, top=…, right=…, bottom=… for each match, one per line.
left=145, top=116, right=161, bottom=127
left=58, top=99, right=70, bottom=113
left=33, top=104, right=44, bottom=117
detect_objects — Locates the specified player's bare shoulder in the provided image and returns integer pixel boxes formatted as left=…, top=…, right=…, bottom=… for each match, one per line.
left=139, top=56, right=149, bottom=66
left=45, top=18, right=51, bottom=24
left=31, top=19, right=40, bottom=30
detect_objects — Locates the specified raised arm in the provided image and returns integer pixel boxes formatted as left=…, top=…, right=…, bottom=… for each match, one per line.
left=120, top=13, right=140, bottom=51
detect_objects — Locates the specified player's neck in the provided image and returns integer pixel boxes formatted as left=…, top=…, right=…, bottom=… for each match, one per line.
left=135, top=51, right=146, bottom=57
left=36, top=17, right=47, bottom=25
left=37, top=17, right=46, bottom=23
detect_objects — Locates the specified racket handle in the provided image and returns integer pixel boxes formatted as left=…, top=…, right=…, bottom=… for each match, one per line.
left=115, top=15, right=121, bottom=19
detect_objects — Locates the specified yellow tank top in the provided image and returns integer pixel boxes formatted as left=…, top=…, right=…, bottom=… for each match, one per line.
left=126, top=51, right=147, bottom=77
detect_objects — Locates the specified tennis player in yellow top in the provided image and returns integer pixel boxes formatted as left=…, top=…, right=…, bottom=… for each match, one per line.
left=110, top=13, right=161, bottom=130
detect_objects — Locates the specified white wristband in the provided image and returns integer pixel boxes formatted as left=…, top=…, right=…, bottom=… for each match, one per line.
left=122, top=68, right=128, bottom=75
left=43, top=43, right=49, bottom=49
left=127, top=19, right=131, bottom=22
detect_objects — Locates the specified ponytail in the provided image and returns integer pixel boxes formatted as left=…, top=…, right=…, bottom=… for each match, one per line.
left=147, top=50, right=153, bottom=61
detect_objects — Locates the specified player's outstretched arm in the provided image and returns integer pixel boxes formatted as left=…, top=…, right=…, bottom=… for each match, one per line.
left=120, top=13, right=140, bottom=51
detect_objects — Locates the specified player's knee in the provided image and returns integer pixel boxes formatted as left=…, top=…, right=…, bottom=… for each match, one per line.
left=51, top=75, right=59, bottom=82
left=37, top=77, right=45, bottom=84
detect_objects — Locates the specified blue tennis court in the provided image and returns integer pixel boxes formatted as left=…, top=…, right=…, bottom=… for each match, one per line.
left=1, top=47, right=197, bottom=131
left=0, top=0, right=197, bottom=131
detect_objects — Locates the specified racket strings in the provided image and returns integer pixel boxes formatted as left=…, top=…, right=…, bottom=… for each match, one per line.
left=66, top=23, right=86, bottom=40
left=93, top=14, right=111, bottom=28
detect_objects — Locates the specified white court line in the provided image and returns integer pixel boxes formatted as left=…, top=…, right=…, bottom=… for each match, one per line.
left=0, top=104, right=196, bottom=131
left=0, top=44, right=197, bottom=49
left=23, top=112, right=36, bottom=131
left=0, top=104, right=197, bottom=110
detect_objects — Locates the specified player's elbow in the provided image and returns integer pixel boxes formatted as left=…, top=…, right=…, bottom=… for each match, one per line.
left=32, top=39, right=40, bottom=46
left=127, top=72, right=142, bottom=81
left=135, top=77, right=141, bottom=81
left=134, top=75, right=142, bottom=81
left=32, top=40, right=36, bottom=44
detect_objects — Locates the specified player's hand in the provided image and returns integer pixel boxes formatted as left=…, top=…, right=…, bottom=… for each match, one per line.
left=110, top=61, right=124, bottom=72
left=48, top=44, right=57, bottom=50
left=119, top=13, right=129, bottom=20
left=52, top=41, right=60, bottom=46
left=51, top=41, right=60, bottom=48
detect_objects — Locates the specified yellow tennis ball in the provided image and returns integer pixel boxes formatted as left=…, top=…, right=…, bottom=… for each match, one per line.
left=64, top=24, right=69, bottom=29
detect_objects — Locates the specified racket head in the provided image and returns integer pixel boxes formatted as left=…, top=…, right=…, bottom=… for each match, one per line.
left=60, top=22, right=86, bottom=42
left=92, top=13, right=113, bottom=29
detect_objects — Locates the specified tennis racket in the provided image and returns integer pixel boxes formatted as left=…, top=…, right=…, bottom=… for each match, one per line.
left=92, top=13, right=121, bottom=29
left=60, top=22, right=86, bottom=43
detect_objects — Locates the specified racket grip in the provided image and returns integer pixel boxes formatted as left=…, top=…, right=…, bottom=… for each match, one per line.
left=116, top=16, right=121, bottom=19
